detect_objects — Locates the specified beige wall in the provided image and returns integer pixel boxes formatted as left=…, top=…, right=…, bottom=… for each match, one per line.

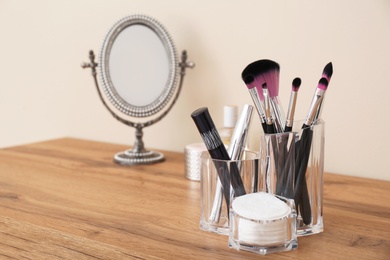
left=0, top=0, right=389, bottom=180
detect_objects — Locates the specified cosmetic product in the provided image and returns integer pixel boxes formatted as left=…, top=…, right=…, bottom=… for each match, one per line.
left=241, top=74, right=267, bottom=133
left=200, top=150, right=260, bottom=235
left=218, top=105, right=238, bottom=146
left=301, top=78, right=328, bottom=128
left=241, top=59, right=284, bottom=133
left=314, top=62, right=333, bottom=123
left=284, top=77, right=301, bottom=132
left=184, top=142, right=207, bottom=181
left=262, top=83, right=276, bottom=134
left=266, top=72, right=285, bottom=134
left=229, top=192, right=297, bottom=255
left=294, top=78, right=329, bottom=225
left=209, top=104, right=254, bottom=223
left=227, top=104, right=253, bottom=160
left=191, top=107, right=246, bottom=205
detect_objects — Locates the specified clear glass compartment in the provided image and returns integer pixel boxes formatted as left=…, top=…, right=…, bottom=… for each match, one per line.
left=260, top=120, right=325, bottom=236
left=199, top=150, right=261, bottom=235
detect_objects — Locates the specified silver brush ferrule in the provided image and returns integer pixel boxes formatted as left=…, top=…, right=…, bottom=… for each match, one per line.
left=305, top=88, right=325, bottom=126
left=248, top=88, right=266, bottom=124
left=286, top=92, right=297, bottom=128
left=270, top=97, right=285, bottom=133
left=314, top=93, right=326, bottom=124
left=262, top=88, right=273, bottom=125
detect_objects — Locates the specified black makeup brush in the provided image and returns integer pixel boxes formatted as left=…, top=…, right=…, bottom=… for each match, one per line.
left=278, top=78, right=302, bottom=196
left=294, top=77, right=329, bottom=224
left=209, top=104, right=254, bottom=222
left=191, top=107, right=246, bottom=205
left=302, top=77, right=328, bottom=129
left=262, top=83, right=276, bottom=134
left=275, top=77, right=301, bottom=198
left=284, top=77, right=301, bottom=132
left=314, top=62, right=333, bottom=123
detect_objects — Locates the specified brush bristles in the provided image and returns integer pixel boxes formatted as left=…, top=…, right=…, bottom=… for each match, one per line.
left=322, top=62, right=333, bottom=80
left=242, top=59, right=280, bottom=77
left=241, top=59, right=280, bottom=97
left=243, top=75, right=255, bottom=85
left=292, top=77, right=301, bottom=92
left=318, top=77, right=329, bottom=90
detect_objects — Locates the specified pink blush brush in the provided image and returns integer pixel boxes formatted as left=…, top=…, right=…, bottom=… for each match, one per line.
left=242, top=59, right=284, bottom=133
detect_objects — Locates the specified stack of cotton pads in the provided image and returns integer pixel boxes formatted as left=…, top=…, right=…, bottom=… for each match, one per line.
left=231, top=192, right=293, bottom=245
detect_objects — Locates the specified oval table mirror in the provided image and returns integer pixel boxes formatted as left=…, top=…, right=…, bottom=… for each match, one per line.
left=82, top=14, right=194, bottom=165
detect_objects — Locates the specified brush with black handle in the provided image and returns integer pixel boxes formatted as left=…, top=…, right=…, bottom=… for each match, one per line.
left=191, top=107, right=246, bottom=216
left=241, top=59, right=282, bottom=133
left=294, top=77, right=329, bottom=225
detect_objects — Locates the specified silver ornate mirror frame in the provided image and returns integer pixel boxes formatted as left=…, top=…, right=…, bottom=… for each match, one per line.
left=100, top=15, right=178, bottom=118
left=82, top=14, right=194, bottom=165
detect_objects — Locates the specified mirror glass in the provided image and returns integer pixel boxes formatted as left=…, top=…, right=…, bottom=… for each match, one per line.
left=109, top=25, right=169, bottom=107
left=100, top=15, right=178, bottom=118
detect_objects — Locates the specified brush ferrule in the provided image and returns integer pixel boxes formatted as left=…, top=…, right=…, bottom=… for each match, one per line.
left=286, top=92, right=297, bottom=128
left=262, top=88, right=273, bottom=125
left=313, top=93, right=326, bottom=123
left=248, top=88, right=266, bottom=123
left=305, top=88, right=325, bottom=126
left=270, top=97, right=285, bottom=132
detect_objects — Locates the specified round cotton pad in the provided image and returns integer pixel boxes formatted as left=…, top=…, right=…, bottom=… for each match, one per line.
left=232, top=192, right=291, bottom=221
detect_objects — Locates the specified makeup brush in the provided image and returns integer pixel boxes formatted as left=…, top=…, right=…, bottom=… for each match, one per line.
left=241, top=74, right=267, bottom=133
left=227, top=104, right=254, bottom=160
left=294, top=77, right=329, bottom=224
left=274, top=77, right=301, bottom=198
left=191, top=107, right=246, bottom=209
left=302, top=77, right=329, bottom=128
left=267, top=73, right=285, bottom=133
left=284, top=77, right=302, bottom=132
left=314, top=62, right=333, bottom=123
left=242, top=59, right=282, bottom=132
left=209, top=104, right=253, bottom=222
left=262, top=83, right=276, bottom=134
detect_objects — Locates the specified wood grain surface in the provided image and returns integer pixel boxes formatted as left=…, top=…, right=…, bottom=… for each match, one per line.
left=0, top=138, right=389, bottom=259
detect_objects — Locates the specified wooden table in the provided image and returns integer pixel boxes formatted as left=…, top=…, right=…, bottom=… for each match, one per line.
left=0, top=138, right=389, bottom=259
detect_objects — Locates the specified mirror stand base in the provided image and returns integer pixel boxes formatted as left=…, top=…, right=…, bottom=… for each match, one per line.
left=114, top=150, right=165, bottom=165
